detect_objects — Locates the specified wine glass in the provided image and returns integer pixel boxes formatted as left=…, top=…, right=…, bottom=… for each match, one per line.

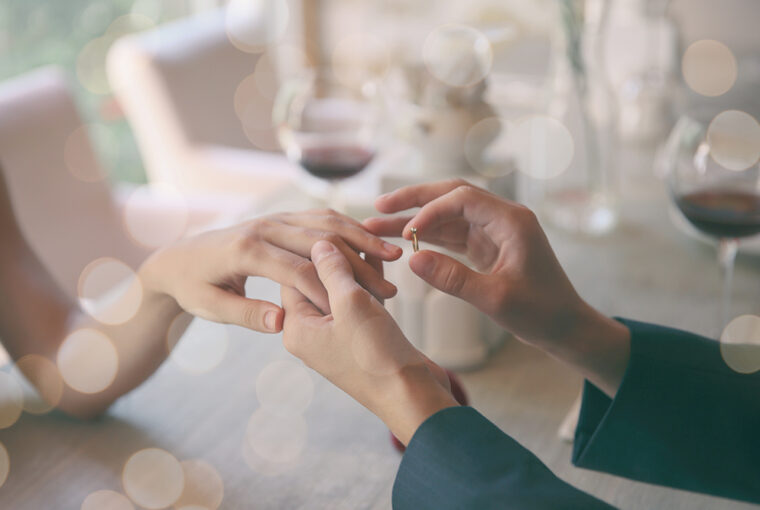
left=661, top=110, right=760, bottom=330
left=273, top=72, right=383, bottom=211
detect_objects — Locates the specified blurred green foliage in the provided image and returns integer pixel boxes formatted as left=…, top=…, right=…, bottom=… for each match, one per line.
left=0, top=1, right=201, bottom=184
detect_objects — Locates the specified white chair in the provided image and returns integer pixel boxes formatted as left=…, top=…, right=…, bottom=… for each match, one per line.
left=107, top=8, right=297, bottom=199
left=0, top=67, right=224, bottom=298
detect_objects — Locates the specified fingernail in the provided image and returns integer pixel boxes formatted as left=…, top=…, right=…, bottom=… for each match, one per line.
left=312, top=240, right=337, bottom=262
left=264, top=311, right=278, bottom=331
left=383, top=241, right=401, bottom=254
left=409, top=251, right=436, bottom=277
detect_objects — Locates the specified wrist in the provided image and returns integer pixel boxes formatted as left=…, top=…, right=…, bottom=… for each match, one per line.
left=375, top=363, right=459, bottom=446
left=554, top=302, right=631, bottom=398
left=137, top=250, right=182, bottom=315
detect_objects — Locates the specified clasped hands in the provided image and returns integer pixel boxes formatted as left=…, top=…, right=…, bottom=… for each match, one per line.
left=146, top=180, right=629, bottom=445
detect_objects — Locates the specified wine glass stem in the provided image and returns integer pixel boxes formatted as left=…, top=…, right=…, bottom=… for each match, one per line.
left=328, top=182, right=345, bottom=213
left=717, top=238, right=739, bottom=331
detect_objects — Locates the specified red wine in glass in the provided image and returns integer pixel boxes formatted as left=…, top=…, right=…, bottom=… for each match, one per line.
left=298, top=145, right=375, bottom=181
left=675, top=189, right=760, bottom=239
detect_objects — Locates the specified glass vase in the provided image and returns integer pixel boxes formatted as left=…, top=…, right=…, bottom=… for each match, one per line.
left=528, top=0, right=619, bottom=235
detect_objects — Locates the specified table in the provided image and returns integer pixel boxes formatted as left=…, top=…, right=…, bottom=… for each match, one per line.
left=1, top=149, right=759, bottom=510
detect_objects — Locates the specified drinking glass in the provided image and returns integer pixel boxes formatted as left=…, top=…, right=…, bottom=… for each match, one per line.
left=661, top=112, right=760, bottom=329
left=273, top=73, right=383, bottom=210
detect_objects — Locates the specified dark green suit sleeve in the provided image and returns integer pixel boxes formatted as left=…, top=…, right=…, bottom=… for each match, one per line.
left=393, top=319, right=760, bottom=508
left=392, top=406, right=614, bottom=509
left=573, top=318, right=760, bottom=504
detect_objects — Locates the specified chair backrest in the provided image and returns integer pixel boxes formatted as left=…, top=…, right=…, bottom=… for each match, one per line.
left=0, top=67, right=146, bottom=298
left=107, top=8, right=279, bottom=187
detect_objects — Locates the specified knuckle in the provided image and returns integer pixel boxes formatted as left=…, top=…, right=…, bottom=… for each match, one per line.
left=293, top=258, right=317, bottom=280
left=321, top=256, right=348, bottom=278
left=236, top=227, right=265, bottom=252
left=513, top=205, right=539, bottom=231
left=242, top=305, right=262, bottom=328
left=441, top=264, right=466, bottom=296
left=319, top=231, right=342, bottom=245
left=452, top=183, right=474, bottom=200
left=447, top=177, right=469, bottom=189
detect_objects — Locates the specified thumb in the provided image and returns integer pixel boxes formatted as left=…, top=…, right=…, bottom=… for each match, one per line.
left=409, top=250, right=494, bottom=312
left=311, top=240, right=362, bottom=313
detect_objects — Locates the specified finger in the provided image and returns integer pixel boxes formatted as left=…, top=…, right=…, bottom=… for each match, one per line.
left=259, top=224, right=397, bottom=300
left=241, top=243, right=331, bottom=314
left=375, top=178, right=472, bottom=213
left=408, top=250, right=494, bottom=313
left=281, top=285, right=322, bottom=320
left=362, top=215, right=413, bottom=237
left=336, top=241, right=397, bottom=300
left=364, top=254, right=385, bottom=305
left=402, top=185, right=496, bottom=239
left=311, top=240, right=369, bottom=315
left=278, top=211, right=402, bottom=260
left=280, top=286, right=325, bottom=360
left=202, top=286, right=284, bottom=332
left=366, top=216, right=471, bottom=253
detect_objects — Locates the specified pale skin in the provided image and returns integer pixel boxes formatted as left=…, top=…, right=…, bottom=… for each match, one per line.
left=0, top=167, right=401, bottom=419
left=283, top=179, right=631, bottom=445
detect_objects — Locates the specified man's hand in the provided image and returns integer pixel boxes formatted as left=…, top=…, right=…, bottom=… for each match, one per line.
left=281, top=241, right=457, bottom=445
left=142, top=209, right=402, bottom=333
left=365, top=180, right=630, bottom=397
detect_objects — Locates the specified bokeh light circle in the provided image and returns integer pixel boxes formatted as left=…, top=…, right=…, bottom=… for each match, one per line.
left=256, top=360, right=314, bottom=416
left=123, top=183, right=189, bottom=248
left=57, top=329, right=119, bottom=394
left=225, top=0, right=289, bottom=53
left=233, top=74, right=279, bottom=150
left=122, top=448, right=184, bottom=510
left=0, top=442, right=9, bottom=489
left=0, top=372, right=23, bottom=429
left=252, top=45, right=308, bottom=101
left=105, top=14, right=155, bottom=38
left=511, top=115, right=574, bottom=180
left=64, top=125, right=108, bottom=183
left=422, top=24, right=493, bottom=87
left=168, top=317, right=229, bottom=374
left=81, top=490, right=135, bottom=510
left=706, top=110, right=760, bottom=171
left=0, top=345, right=10, bottom=367
left=78, top=258, right=143, bottom=325
left=13, top=355, right=64, bottom=414
left=244, top=409, right=307, bottom=465
left=76, top=36, right=113, bottom=95
left=174, top=459, right=224, bottom=510
left=682, top=40, right=737, bottom=97
left=130, top=0, right=163, bottom=24
left=720, top=315, right=760, bottom=374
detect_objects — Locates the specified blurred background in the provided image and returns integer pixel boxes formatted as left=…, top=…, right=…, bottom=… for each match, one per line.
left=0, top=0, right=755, bottom=182
left=1, top=2, right=760, bottom=509
left=1, top=0, right=759, bottom=371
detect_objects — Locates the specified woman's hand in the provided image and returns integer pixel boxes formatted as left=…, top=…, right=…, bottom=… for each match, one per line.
left=141, top=209, right=402, bottom=333
left=365, top=180, right=630, bottom=397
left=281, top=241, right=457, bottom=445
